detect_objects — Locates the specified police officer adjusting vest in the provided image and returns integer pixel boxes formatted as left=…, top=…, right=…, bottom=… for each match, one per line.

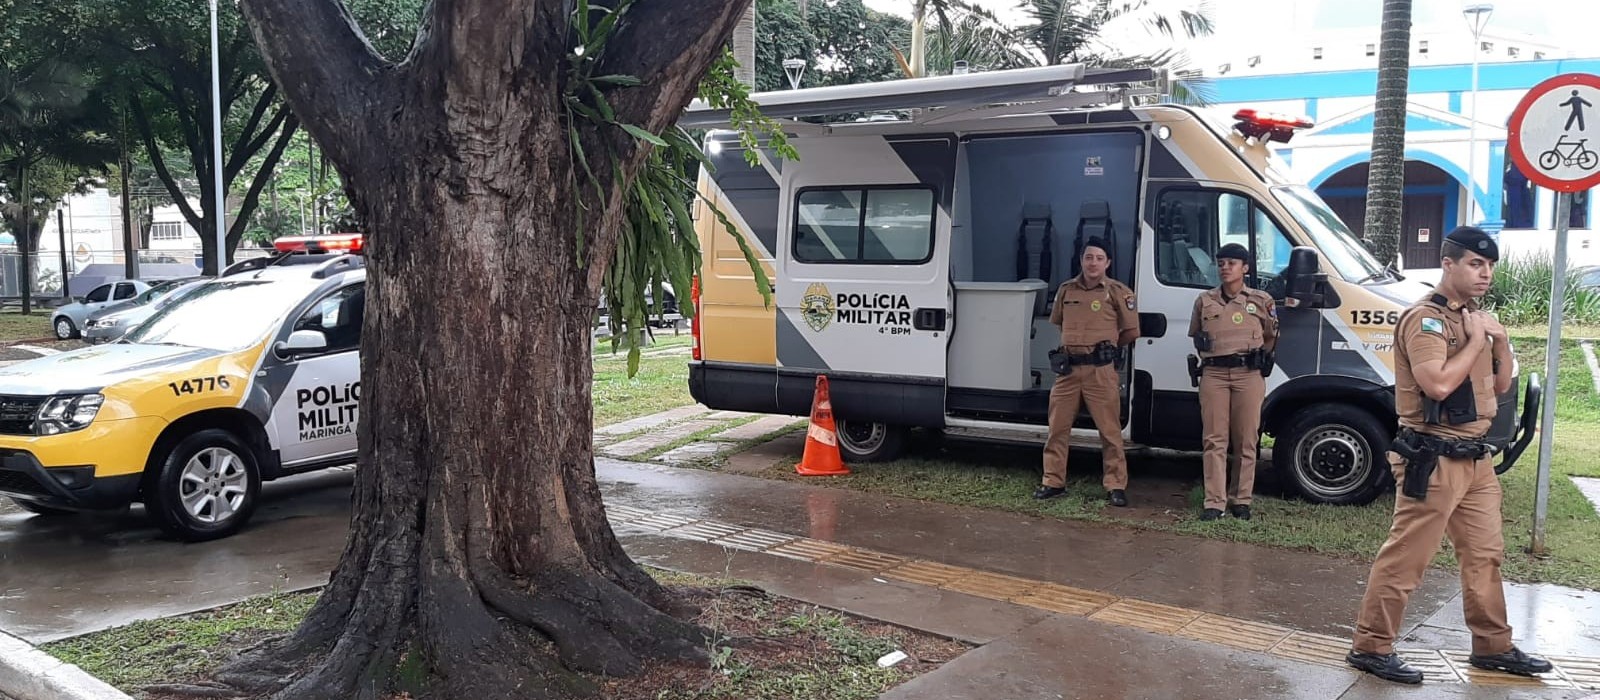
left=1397, top=293, right=1499, bottom=440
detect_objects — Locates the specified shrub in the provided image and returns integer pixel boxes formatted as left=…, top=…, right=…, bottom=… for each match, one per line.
left=1481, top=255, right=1600, bottom=326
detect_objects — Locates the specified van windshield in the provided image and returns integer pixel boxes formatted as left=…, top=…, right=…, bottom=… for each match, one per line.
left=1271, top=185, right=1387, bottom=283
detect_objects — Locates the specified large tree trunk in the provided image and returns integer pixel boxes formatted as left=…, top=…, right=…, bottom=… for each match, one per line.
left=219, top=1, right=753, bottom=697
left=1363, top=0, right=1412, bottom=267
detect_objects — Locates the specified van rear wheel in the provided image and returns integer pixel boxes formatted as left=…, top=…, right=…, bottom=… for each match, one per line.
left=1278, top=405, right=1390, bottom=506
left=835, top=419, right=906, bottom=463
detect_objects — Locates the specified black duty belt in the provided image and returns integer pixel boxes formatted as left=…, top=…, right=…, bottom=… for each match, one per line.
left=1200, top=352, right=1260, bottom=369
left=1399, top=428, right=1493, bottom=460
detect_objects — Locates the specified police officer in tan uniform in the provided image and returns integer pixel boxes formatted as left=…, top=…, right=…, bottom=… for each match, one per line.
left=1347, top=227, right=1552, bottom=684
left=1034, top=237, right=1139, bottom=506
left=1187, top=243, right=1276, bottom=522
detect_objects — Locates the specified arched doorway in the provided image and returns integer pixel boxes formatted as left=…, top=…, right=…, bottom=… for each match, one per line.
left=1315, top=160, right=1460, bottom=269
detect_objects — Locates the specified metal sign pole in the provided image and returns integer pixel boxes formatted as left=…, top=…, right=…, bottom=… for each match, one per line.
left=1532, top=191, right=1571, bottom=555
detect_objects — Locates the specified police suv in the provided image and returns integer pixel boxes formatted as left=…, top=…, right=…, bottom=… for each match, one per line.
left=0, top=235, right=365, bottom=541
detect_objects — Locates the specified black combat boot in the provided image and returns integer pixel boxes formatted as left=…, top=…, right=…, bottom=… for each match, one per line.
left=1346, top=651, right=1423, bottom=684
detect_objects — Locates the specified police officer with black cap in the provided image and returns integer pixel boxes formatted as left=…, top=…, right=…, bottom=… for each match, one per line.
left=1188, top=243, right=1277, bottom=522
left=1348, top=226, right=1552, bottom=684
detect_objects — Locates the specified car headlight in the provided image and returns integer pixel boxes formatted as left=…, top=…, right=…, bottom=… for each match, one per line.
left=88, top=318, right=120, bottom=329
left=36, top=394, right=104, bottom=435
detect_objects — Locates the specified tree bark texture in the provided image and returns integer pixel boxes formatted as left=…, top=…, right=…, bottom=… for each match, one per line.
left=1362, top=0, right=1412, bottom=267
left=224, top=1, right=753, bottom=698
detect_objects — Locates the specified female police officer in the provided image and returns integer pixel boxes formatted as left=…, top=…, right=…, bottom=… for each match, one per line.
left=1188, top=243, right=1276, bottom=522
left=1346, top=227, right=1552, bottom=684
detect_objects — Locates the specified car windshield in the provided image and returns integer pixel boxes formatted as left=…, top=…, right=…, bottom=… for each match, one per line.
left=123, top=278, right=318, bottom=352
left=1271, top=185, right=1387, bottom=283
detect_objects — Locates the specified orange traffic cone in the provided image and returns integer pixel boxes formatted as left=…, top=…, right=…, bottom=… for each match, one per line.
left=795, top=375, right=850, bottom=476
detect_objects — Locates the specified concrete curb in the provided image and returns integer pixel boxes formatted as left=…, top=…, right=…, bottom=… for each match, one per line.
left=0, top=630, right=131, bottom=700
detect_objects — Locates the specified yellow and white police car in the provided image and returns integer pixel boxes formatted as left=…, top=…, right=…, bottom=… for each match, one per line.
left=0, top=234, right=365, bottom=541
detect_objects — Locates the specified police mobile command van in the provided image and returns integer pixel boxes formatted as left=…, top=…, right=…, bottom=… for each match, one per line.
left=681, top=64, right=1543, bottom=506
left=0, top=235, right=366, bottom=541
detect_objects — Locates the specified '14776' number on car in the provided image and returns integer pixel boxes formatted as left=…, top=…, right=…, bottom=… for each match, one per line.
left=1349, top=310, right=1401, bottom=327
left=168, top=376, right=231, bottom=396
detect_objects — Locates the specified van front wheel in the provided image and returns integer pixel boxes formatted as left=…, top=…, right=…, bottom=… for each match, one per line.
left=1278, top=405, right=1390, bottom=506
left=835, top=419, right=906, bottom=463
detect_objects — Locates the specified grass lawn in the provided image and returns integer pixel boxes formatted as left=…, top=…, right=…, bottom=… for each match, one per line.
left=729, top=330, right=1600, bottom=590
left=592, top=334, right=694, bottom=427
left=43, top=568, right=965, bottom=700
left=0, top=310, right=52, bottom=343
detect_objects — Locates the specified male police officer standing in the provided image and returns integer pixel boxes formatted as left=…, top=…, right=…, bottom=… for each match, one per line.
left=1188, top=243, right=1276, bottom=521
left=1035, top=237, right=1139, bottom=506
left=1347, top=227, right=1552, bottom=684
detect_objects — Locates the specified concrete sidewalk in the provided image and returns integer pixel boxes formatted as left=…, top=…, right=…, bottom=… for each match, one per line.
left=596, top=458, right=1600, bottom=699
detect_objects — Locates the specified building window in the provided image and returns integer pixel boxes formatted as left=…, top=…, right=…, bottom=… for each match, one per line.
left=149, top=222, right=184, bottom=241
left=1419, top=40, right=1429, bottom=54
left=1536, top=51, right=1547, bottom=60
left=793, top=187, right=936, bottom=264
left=1508, top=46, right=1520, bottom=58
left=1481, top=41, right=1494, bottom=53
left=1313, top=48, right=1323, bottom=60
left=1248, top=55, right=1261, bottom=67
left=1365, top=44, right=1375, bottom=57
left=1554, top=189, right=1590, bottom=230
left=1503, top=162, right=1537, bottom=230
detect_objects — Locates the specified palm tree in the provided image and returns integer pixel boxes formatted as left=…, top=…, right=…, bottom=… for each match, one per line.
left=1362, top=0, right=1412, bottom=267
left=1018, top=0, right=1215, bottom=67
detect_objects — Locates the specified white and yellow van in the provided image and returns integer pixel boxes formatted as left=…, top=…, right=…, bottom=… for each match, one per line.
left=0, top=235, right=365, bottom=540
left=681, top=64, right=1541, bottom=505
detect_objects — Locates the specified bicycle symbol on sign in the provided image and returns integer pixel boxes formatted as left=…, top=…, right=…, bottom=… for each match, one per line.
left=1539, top=135, right=1600, bottom=171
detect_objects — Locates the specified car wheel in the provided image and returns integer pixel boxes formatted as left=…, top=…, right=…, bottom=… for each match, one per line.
left=1278, top=405, right=1391, bottom=506
left=145, top=429, right=261, bottom=542
left=835, top=419, right=907, bottom=463
left=53, top=316, right=77, bottom=340
left=11, top=498, right=74, bottom=516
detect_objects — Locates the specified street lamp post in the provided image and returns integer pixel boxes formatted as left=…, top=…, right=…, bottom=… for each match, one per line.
left=208, top=0, right=226, bottom=275
left=1463, top=3, right=1493, bottom=226
left=782, top=58, right=807, bottom=90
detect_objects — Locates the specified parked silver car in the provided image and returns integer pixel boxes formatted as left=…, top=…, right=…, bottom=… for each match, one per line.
left=49, top=280, right=152, bottom=340
left=83, top=277, right=207, bottom=344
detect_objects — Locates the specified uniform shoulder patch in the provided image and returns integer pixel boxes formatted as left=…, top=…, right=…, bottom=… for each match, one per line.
left=1126, top=294, right=1136, bottom=311
left=1420, top=317, right=1445, bottom=335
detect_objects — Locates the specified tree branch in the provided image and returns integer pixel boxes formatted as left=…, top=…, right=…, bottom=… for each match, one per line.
left=597, top=0, right=755, bottom=134
left=223, top=84, right=280, bottom=180
left=228, top=114, right=299, bottom=249
left=130, top=97, right=204, bottom=230
left=238, top=0, right=392, bottom=166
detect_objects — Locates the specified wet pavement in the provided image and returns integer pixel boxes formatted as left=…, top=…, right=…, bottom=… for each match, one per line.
left=0, top=469, right=350, bottom=643
left=3, top=408, right=1600, bottom=698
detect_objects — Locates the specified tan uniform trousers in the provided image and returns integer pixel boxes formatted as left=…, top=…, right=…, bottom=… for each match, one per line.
left=1199, top=366, right=1264, bottom=511
left=1354, top=452, right=1512, bottom=656
left=1043, top=363, right=1126, bottom=490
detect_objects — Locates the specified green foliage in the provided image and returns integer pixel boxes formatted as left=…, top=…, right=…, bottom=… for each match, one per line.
left=563, top=1, right=791, bottom=377
left=1482, top=255, right=1600, bottom=326
left=803, top=0, right=911, bottom=87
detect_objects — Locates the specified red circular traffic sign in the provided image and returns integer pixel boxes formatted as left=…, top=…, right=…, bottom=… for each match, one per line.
left=1508, top=72, right=1600, bottom=193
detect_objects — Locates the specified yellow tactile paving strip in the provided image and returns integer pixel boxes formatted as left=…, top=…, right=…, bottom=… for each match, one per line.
left=608, top=507, right=1590, bottom=688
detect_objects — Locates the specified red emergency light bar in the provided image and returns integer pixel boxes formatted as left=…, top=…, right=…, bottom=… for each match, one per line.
left=1233, top=109, right=1315, bottom=143
left=273, top=233, right=364, bottom=254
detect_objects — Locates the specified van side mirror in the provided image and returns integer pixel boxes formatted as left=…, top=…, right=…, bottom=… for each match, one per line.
left=1281, top=246, right=1341, bottom=309
left=275, top=329, right=328, bottom=359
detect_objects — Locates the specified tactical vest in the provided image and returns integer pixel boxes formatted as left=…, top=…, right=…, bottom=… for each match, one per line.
left=1196, top=289, right=1268, bottom=358
left=1396, top=294, right=1498, bottom=439
left=1057, top=280, right=1122, bottom=351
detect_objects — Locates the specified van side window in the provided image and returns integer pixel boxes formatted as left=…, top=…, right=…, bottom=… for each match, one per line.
left=794, top=187, right=935, bottom=264
left=1154, top=189, right=1292, bottom=291
left=294, top=285, right=365, bottom=354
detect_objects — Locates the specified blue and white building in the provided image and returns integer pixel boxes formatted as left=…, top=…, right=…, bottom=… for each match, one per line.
left=1196, top=0, right=1600, bottom=269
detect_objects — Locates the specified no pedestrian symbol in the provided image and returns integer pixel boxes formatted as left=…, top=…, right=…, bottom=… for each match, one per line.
left=1508, top=73, right=1600, bottom=192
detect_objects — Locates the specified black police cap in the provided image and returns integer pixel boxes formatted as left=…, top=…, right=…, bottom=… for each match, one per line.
left=1445, top=226, right=1499, bottom=262
left=1082, top=236, right=1111, bottom=257
left=1217, top=243, right=1251, bottom=262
